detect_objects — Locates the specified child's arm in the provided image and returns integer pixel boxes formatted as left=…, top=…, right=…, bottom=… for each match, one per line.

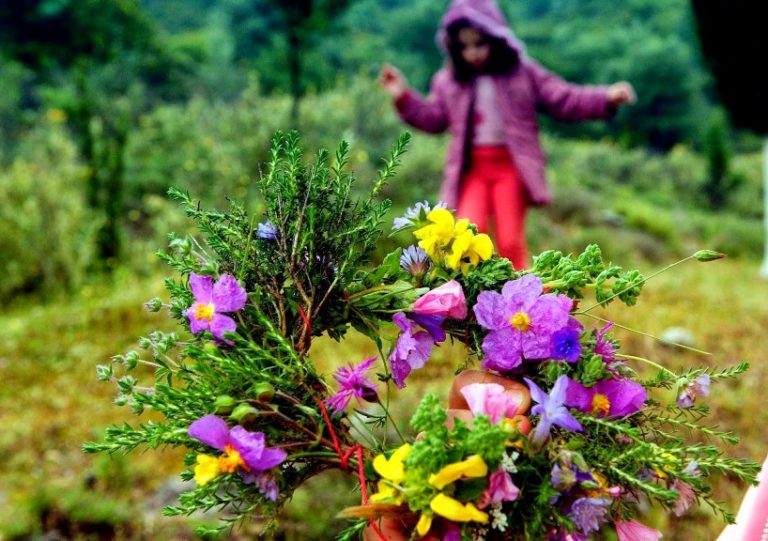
left=526, top=60, right=633, bottom=121
left=380, top=64, right=449, bottom=134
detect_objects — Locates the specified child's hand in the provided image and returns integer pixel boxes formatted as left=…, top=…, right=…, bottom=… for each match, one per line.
left=606, top=81, right=636, bottom=107
left=379, top=64, right=408, bottom=100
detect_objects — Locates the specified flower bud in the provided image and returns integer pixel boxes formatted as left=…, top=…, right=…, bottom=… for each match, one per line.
left=252, top=382, right=275, bottom=403
left=230, top=403, right=260, bottom=424
left=144, top=297, right=163, bottom=312
left=214, top=395, right=237, bottom=414
left=693, top=250, right=725, bottom=262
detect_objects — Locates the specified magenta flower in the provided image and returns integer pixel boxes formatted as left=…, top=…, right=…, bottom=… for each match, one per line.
left=325, top=356, right=379, bottom=413
left=677, top=374, right=711, bottom=408
left=479, top=466, right=520, bottom=508
left=565, top=377, right=647, bottom=418
left=615, top=520, right=663, bottom=541
left=525, top=376, right=583, bottom=445
left=594, top=322, right=617, bottom=363
left=473, top=275, right=575, bottom=372
left=188, top=415, right=286, bottom=499
left=672, top=479, right=696, bottom=516
left=389, top=312, right=436, bottom=388
left=412, top=279, right=467, bottom=319
left=185, top=273, right=247, bottom=343
left=460, top=382, right=521, bottom=424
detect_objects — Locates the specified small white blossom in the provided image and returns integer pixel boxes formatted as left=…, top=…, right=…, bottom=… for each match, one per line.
left=471, top=526, right=489, bottom=541
left=490, top=504, right=508, bottom=532
left=501, top=451, right=519, bottom=473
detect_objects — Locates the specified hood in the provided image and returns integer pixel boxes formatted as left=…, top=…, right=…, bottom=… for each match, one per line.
left=436, top=0, right=525, bottom=58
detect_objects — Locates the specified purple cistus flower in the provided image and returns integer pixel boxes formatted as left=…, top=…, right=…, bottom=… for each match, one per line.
left=565, top=377, right=647, bottom=418
left=256, top=220, right=278, bottom=240
left=473, top=275, right=575, bottom=372
left=677, top=374, right=711, bottom=408
left=391, top=200, right=447, bottom=231
left=552, top=328, right=582, bottom=363
left=389, top=312, right=436, bottom=388
left=568, top=497, right=612, bottom=534
left=400, top=245, right=431, bottom=277
left=325, top=356, right=379, bottom=414
left=185, top=273, right=247, bottom=343
left=524, top=375, right=583, bottom=445
left=188, top=415, right=286, bottom=499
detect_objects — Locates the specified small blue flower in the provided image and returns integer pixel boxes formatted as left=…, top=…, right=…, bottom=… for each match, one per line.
left=567, top=497, right=611, bottom=534
left=256, top=221, right=278, bottom=240
left=551, top=328, right=582, bottom=363
left=524, top=376, right=583, bottom=445
left=391, top=201, right=446, bottom=232
left=400, top=245, right=431, bottom=277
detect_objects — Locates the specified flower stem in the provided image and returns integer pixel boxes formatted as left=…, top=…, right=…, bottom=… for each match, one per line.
left=615, top=353, right=677, bottom=377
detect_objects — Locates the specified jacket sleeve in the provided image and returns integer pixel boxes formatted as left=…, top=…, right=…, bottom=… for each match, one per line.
left=394, top=72, right=450, bottom=134
left=526, top=60, right=615, bottom=121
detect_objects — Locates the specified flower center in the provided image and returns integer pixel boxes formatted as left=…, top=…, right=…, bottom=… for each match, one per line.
left=510, top=312, right=531, bottom=332
left=592, top=394, right=611, bottom=415
left=194, top=302, right=215, bottom=322
left=219, top=444, right=248, bottom=473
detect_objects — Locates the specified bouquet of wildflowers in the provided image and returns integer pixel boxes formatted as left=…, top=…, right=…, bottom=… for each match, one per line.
left=86, top=132, right=759, bottom=540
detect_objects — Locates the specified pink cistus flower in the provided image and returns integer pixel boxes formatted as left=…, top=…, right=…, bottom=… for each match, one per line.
left=460, top=382, right=522, bottom=424
left=185, top=272, right=247, bottom=343
left=411, top=279, right=467, bottom=320
left=615, top=520, right=663, bottom=541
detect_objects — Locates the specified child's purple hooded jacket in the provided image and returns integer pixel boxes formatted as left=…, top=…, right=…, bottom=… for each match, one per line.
left=395, top=0, right=615, bottom=207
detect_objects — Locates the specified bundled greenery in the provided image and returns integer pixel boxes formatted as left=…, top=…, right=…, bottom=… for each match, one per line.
left=86, top=133, right=758, bottom=540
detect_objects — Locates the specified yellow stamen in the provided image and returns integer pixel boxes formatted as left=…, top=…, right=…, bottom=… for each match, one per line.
left=218, top=444, right=248, bottom=473
left=592, top=394, right=611, bottom=415
left=510, top=312, right=531, bottom=331
left=194, top=302, right=216, bottom=322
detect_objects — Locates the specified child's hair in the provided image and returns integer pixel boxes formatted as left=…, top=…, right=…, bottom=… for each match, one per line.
left=445, top=19, right=519, bottom=82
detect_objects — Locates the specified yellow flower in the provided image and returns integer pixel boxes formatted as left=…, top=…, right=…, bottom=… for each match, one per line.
left=415, top=513, right=433, bottom=537
left=428, top=455, right=488, bottom=490
left=460, top=233, right=493, bottom=273
left=430, top=493, right=489, bottom=523
left=369, top=481, right=404, bottom=505
left=372, top=443, right=411, bottom=484
left=194, top=454, right=221, bottom=485
left=446, top=229, right=473, bottom=270
left=414, top=209, right=455, bottom=258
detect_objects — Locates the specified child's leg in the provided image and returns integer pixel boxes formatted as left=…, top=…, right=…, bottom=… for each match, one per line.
left=456, top=158, right=490, bottom=233
left=490, top=156, right=528, bottom=270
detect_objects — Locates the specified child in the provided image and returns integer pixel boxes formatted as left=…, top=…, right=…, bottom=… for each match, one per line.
left=380, top=0, right=635, bottom=270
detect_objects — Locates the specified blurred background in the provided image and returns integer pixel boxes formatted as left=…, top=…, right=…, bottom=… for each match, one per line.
left=1, top=0, right=767, bottom=539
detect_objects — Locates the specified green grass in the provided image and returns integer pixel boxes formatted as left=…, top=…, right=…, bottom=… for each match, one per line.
left=1, top=256, right=767, bottom=539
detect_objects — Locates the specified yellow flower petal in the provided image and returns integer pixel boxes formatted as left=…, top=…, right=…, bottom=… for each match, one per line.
left=373, top=443, right=411, bottom=483
left=430, top=493, right=489, bottom=523
left=469, top=233, right=494, bottom=261
left=415, top=513, right=433, bottom=537
left=453, top=218, right=470, bottom=235
left=428, top=454, right=488, bottom=489
left=194, top=454, right=221, bottom=486
left=370, top=481, right=403, bottom=504
left=446, top=230, right=473, bottom=270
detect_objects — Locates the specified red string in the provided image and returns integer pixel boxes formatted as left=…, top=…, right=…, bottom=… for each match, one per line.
left=317, top=400, right=386, bottom=541
left=297, top=305, right=312, bottom=348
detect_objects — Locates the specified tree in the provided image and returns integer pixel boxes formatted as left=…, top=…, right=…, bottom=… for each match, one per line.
left=691, top=0, right=768, bottom=274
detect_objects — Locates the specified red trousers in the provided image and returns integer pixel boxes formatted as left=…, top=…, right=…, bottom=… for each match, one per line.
left=456, top=146, right=529, bottom=270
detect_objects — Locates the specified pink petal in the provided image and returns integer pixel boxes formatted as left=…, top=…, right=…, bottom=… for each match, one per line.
left=210, top=313, right=237, bottom=342
left=615, top=520, right=663, bottom=541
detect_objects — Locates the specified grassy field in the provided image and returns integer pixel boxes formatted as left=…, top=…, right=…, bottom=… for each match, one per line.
left=1, top=254, right=767, bottom=540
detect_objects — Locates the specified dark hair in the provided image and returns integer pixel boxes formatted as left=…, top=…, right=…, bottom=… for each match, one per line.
left=445, top=19, right=519, bottom=82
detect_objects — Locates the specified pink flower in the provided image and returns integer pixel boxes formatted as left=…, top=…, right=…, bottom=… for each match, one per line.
left=325, top=356, right=378, bottom=413
left=672, top=479, right=696, bottom=517
left=411, top=279, right=467, bottom=320
left=460, top=382, right=521, bottom=424
left=479, top=466, right=520, bottom=507
left=185, top=273, right=247, bottom=343
left=615, top=520, right=663, bottom=541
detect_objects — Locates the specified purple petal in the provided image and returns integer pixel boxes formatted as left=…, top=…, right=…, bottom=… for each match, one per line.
left=188, top=415, right=230, bottom=451
left=229, top=426, right=267, bottom=469
left=529, top=294, right=571, bottom=335
left=553, top=408, right=583, bottom=432
left=473, top=291, right=510, bottom=330
left=257, top=447, right=288, bottom=470
left=481, top=328, right=523, bottom=372
left=212, top=274, right=248, bottom=312
left=186, top=305, right=211, bottom=334
left=390, top=355, right=412, bottom=389
left=501, top=274, right=542, bottom=311
left=408, top=331, right=434, bottom=369
left=524, top=378, right=549, bottom=406
left=209, top=313, right=238, bottom=341
left=189, top=273, right=214, bottom=303
left=392, top=311, right=412, bottom=333
left=550, top=375, right=571, bottom=404
left=564, top=378, right=593, bottom=412
left=325, top=390, right=354, bottom=414
left=410, top=313, right=446, bottom=343
left=596, top=379, right=647, bottom=417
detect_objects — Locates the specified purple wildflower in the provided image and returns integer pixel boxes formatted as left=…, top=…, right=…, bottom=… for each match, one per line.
left=410, top=313, right=446, bottom=342
left=552, top=328, right=582, bottom=363
left=391, top=200, right=447, bottom=231
left=185, top=273, right=247, bottom=343
left=256, top=220, right=278, bottom=240
left=568, top=497, right=612, bottom=534
left=594, top=322, right=617, bottom=363
left=244, top=472, right=279, bottom=501
left=524, top=376, right=583, bottom=445
left=389, top=312, right=436, bottom=388
left=325, top=356, right=379, bottom=414
left=677, top=374, right=711, bottom=408
left=565, top=377, right=647, bottom=418
left=188, top=415, right=286, bottom=499
left=473, top=275, right=575, bottom=372
left=400, top=245, right=431, bottom=277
